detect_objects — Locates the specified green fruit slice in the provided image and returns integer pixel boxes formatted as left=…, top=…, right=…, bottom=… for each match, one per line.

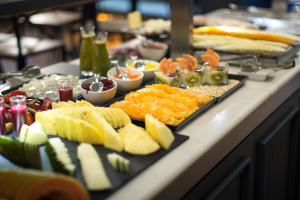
left=5, top=123, right=13, bottom=134
left=207, top=71, right=227, bottom=85
left=0, top=136, right=42, bottom=169
left=184, top=72, right=202, bottom=87
left=45, top=138, right=75, bottom=175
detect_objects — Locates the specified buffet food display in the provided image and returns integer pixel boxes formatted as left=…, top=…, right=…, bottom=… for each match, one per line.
left=10, top=17, right=300, bottom=198
left=193, top=26, right=300, bottom=57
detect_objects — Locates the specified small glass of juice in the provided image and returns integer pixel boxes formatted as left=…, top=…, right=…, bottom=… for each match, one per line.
left=0, top=97, right=6, bottom=135
left=10, top=95, right=27, bottom=135
left=58, top=79, right=73, bottom=102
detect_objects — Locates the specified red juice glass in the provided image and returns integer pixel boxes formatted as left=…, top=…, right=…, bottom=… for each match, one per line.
left=58, top=79, right=73, bottom=102
left=10, top=95, right=27, bottom=135
left=0, top=97, right=6, bottom=135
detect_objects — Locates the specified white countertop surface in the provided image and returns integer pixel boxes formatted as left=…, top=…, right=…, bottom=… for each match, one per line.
left=103, top=60, right=300, bottom=199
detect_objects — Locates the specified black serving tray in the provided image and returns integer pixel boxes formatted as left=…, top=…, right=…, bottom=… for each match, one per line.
left=131, top=98, right=217, bottom=132
left=107, top=74, right=247, bottom=131
left=0, top=134, right=189, bottom=200
left=216, top=74, right=247, bottom=102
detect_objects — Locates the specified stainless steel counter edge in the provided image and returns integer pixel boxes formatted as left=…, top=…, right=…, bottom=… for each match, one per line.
left=107, top=60, right=300, bottom=200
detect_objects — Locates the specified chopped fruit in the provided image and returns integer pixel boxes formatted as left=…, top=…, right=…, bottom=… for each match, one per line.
left=145, top=114, right=175, bottom=149
left=119, top=123, right=160, bottom=155
left=107, top=153, right=130, bottom=172
left=96, top=107, right=131, bottom=129
left=200, top=48, right=220, bottom=67
left=0, top=168, right=88, bottom=200
left=206, top=70, right=227, bottom=85
left=176, top=54, right=198, bottom=71
left=46, top=138, right=75, bottom=175
left=5, top=122, right=13, bottom=134
left=126, top=70, right=140, bottom=79
left=77, top=143, right=112, bottom=191
left=0, top=136, right=41, bottom=169
left=19, top=122, right=48, bottom=145
left=3, top=90, right=27, bottom=104
left=110, top=84, right=213, bottom=126
left=25, top=111, right=34, bottom=125
left=36, top=110, right=103, bottom=145
left=159, top=58, right=177, bottom=75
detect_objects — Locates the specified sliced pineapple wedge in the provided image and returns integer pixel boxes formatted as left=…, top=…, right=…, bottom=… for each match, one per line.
left=145, top=114, right=175, bottom=149
left=119, top=123, right=160, bottom=155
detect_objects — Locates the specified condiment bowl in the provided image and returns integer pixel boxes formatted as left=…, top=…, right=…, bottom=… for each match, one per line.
left=107, top=67, right=143, bottom=92
left=127, top=59, right=159, bottom=82
left=137, top=41, right=168, bottom=61
left=80, top=77, right=117, bottom=105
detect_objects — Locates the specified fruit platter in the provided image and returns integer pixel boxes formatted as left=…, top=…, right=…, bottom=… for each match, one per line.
left=0, top=48, right=247, bottom=199
left=0, top=96, right=188, bottom=199
left=111, top=50, right=246, bottom=130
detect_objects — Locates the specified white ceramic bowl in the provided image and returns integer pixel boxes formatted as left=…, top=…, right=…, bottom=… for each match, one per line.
left=127, top=59, right=159, bottom=82
left=107, top=67, right=143, bottom=92
left=80, top=77, right=117, bottom=105
left=137, top=43, right=168, bottom=61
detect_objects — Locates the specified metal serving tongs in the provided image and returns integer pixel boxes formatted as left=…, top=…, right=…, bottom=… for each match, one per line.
left=0, top=65, right=41, bottom=81
left=239, top=55, right=295, bottom=72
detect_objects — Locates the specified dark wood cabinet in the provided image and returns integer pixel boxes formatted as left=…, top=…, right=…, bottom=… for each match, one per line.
left=183, top=90, right=300, bottom=200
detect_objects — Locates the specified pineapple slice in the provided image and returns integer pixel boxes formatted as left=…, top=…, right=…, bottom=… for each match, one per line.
left=96, top=107, right=131, bottom=128
left=145, top=114, right=175, bottom=149
left=77, top=143, right=112, bottom=191
left=35, top=110, right=59, bottom=135
left=80, top=111, right=105, bottom=145
left=36, top=110, right=103, bottom=145
left=119, top=123, right=160, bottom=155
left=76, top=100, right=93, bottom=107
left=103, top=121, right=124, bottom=152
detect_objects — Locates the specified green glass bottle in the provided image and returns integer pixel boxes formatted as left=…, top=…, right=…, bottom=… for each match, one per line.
left=79, top=25, right=95, bottom=76
left=94, top=32, right=110, bottom=76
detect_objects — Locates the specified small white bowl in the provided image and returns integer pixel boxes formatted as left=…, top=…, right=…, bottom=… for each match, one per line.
left=137, top=43, right=168, bottom=61
left=80, top=78, right=117, bottom=105
left=107, top=67, right=143, bottom=92
left=127, top=59, right=159, bottom=82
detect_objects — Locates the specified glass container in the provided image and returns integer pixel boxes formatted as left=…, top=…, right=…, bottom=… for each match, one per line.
left=94, top=32, right=110, bottom=76
left=80, top=25, right=95, bottom=77
left=204, top=63, right=228, bottom=86
left=10, top=95, right=27, bottom=135
left=58, top=79, right=73, bottom=102
left=0, top=97, right=6, bottom=135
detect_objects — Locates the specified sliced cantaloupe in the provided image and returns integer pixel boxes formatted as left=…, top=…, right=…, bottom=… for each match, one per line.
left=0, top=168, right=88, bottom=200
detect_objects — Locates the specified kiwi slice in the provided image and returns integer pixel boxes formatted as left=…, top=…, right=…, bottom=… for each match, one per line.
left=207, top=71, right=227, bottom=85
left=155, top=75, right=169, bottom=85
left=184, top=72, right=202, bottom=87
left=169, top=76, right=181, bottom=87
left=0, top=136, right=41, bottom=169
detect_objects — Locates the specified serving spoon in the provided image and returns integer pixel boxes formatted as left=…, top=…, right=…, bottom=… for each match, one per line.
left=89, top=74, right=104, bottom=92
left=112, top=60, right=130, bottom=80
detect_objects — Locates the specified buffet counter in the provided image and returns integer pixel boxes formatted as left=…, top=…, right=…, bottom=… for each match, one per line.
left=41, top=56, right=300, bottom=199
left=100, top=60, right=300, bottom=199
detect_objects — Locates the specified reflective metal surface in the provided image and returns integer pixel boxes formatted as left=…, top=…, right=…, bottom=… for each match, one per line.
left=170, top=0, right=193, bottom=58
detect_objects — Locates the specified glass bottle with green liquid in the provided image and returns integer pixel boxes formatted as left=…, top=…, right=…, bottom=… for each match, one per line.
left=80, top=25, right=95, bottom=77
left=94, top=32, right=110, bottom=76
